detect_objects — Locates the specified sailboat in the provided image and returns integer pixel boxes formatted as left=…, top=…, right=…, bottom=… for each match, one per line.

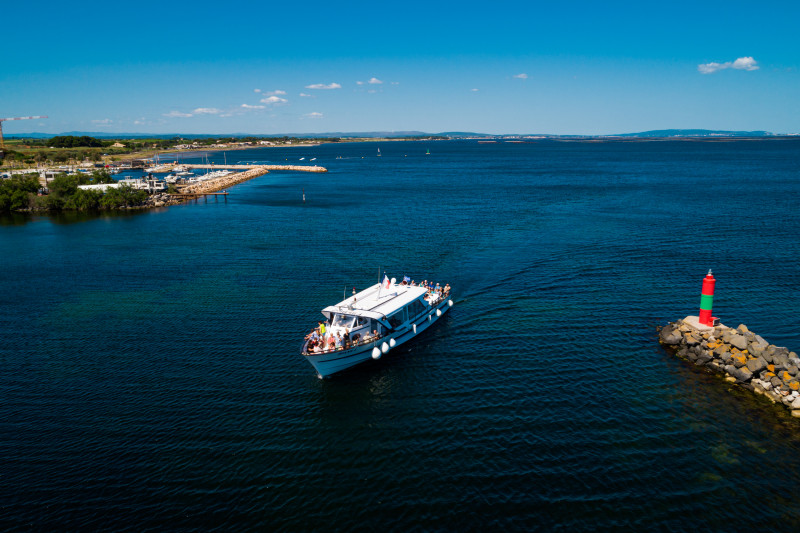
left=377, top=148, right=381, bottom=157
left=426, top=148, right=430, bottom=155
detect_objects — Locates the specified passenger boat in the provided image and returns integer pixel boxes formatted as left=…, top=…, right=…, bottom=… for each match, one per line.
left=301, top=276, right=453, bottom=378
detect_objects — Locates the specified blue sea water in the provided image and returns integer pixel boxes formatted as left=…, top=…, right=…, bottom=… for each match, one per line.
left=2, top=139, right=800, bottom=530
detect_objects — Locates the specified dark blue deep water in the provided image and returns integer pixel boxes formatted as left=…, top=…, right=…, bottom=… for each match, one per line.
left=3, top=139, right=800, bottom=530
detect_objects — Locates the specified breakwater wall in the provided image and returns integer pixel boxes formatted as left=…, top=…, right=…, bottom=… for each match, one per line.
left=659, top=317, right=800, bottom=416
left=180, top=164, right=327, bottom=194
left=181, top=167, right=271, bottom=194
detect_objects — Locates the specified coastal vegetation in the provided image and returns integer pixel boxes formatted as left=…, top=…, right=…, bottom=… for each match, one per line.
left=0, top=171, right=147, bottom=212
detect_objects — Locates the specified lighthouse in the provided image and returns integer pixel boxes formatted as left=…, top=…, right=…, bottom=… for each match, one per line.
left=698, top=270, right=716, bottom=327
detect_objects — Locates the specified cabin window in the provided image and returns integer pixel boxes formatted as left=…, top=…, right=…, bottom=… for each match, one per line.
left=408, top=299, right=426, bottom=319
left=332, top=314, right=355, bottom=328
left=388, top=307, right=408, bottom=329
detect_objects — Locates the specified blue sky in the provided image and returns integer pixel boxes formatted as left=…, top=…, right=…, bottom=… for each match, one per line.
left=2, top=0, right=798, bottom=135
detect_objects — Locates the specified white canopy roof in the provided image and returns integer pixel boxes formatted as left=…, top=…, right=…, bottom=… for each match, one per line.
left=322, top=282, right=428, bottom=321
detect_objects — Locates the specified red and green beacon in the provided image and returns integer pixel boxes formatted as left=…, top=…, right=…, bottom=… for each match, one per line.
left=699, top=269, right=717, bottom=327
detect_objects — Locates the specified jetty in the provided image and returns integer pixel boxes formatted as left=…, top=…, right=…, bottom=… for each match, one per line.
left=176, top=164, right=326, bottom=195
left=659, top=271, right=800, bottom=417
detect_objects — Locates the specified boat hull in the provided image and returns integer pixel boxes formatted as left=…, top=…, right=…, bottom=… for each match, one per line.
left=304, top=295, right=452, bottom=378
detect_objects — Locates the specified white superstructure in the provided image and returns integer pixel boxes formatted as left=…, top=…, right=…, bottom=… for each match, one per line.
left=302, top=277, right=452, bottom=378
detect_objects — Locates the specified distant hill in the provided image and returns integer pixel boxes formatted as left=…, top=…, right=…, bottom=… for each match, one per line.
left=5, top=129, right=790, bottom=140
left=613, top=129, right=774, bottom=138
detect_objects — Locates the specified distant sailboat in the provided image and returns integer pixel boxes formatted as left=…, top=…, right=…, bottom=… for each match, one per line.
left=377, top=148, right=381, bottom=157
left=310, top=157, right=316, bottom=161
left=426, top=148, right=430, bottom=155
left=299, top=157, right=305, bottom=161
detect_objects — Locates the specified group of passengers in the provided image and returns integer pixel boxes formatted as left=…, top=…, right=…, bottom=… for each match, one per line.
left=401, top=278, right=451, bottom=299
left=305, top=321, right=380, bottom=355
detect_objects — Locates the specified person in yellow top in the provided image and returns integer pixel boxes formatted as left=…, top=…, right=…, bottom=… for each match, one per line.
left=319, top=321, right=326, bottom=336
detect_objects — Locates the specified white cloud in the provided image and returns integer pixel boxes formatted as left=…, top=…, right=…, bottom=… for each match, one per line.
left=391, top=81, right=399, bottom=85
left=267, top=90, right=286, bottom=95
left=299, top=93, right=313, bottom=97
left=513, top=73, right=528, bottom=79
left=92, top=118, right=112, bottom=124
left=260, top=95, right=288, bottom=105
left=305, top=82, right=342, bottom=90
left=241, top=104, right=266, bottom=109
left=163, top=110, right=193, bottom=118
left=368, top=77, right=383, bottom=84
left=356, top=81, right=364, bottom=85
left=193, top=107, right=221, bottom=114
left=698, top=56, right=759, bottom=74
left=302, top=112, right=324, bottom=119
left=471, top=88, right=479, bottom=92
left=254, top=88, right=261, bottom=93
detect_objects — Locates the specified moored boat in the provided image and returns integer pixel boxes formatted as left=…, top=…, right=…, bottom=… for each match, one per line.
left=301, top=276, right=452, bottom=378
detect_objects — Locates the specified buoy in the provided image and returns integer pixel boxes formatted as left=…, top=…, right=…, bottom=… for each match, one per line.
left=699, top=269, right=716, bottom=326
left=372, top=347, right=381, bottom=360
left=448, top=300, right=453, bottom=307
left=428, top=315, right=432, bottom=321
left=436, top=309, right=442, bottom=317
left=381, top=342, right=390, bottom=354
left=413, top=323, right=417, bottom=334
left=389, top=338, right=396, bottom=347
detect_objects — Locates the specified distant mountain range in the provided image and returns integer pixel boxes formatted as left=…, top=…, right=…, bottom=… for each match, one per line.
left=5, top=129, right=794, bottom=140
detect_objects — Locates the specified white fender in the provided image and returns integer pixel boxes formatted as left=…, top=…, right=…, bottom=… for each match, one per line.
left=413, top=323, right=417, bottom=334
left=436, top=309, right=442, bottom=317
left=372, top=347, right=381, bottom=360
left=428, top=314, right=432, bottom=321
left=448, top=300, right=453, bottom=307
left=389, top=338, right=396, bottom=348
left=381, top=342, right=390, bottom=354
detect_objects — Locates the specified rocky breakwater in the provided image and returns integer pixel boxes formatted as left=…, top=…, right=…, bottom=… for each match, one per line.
left=144, top=192, right=183, bottom=208
left=659, top=318, right=800, bottom=416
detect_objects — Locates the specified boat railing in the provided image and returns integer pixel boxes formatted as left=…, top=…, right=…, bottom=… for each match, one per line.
left=303, top=332, right=384, bottom=356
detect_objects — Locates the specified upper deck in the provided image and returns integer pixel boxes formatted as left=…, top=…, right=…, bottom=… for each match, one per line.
left=322, top=282, right=428, bottom=320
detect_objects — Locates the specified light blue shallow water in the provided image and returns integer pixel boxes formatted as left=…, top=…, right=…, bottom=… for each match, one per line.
left=2, top=139, right=800, bottom=530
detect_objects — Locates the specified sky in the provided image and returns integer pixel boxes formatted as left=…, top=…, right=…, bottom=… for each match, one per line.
left=1, top=0, right=798, bottom=135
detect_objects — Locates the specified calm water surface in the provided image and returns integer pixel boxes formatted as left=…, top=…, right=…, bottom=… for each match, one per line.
left=2, top=139, right=800, bottom=530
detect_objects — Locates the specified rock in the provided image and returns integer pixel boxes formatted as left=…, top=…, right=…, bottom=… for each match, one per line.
left=746, top=356, right=767, bottom=374
left=695, top=353, right=713, bottom=366
left=660, top=326, right=683, bottom=346
left=792, top=410, right=800, bottom=418
left=677, top=347, right=689, bottom=359
left=761, top=351, right=774, bottom=364
left=725, top=376, right=737, bottom=383
left=731, top=353, right=747, bottom=368
left=737, top=324, right=750, bottom=334
left=755, top=334, right=768, bottom=345
left=729, top=334, right=748, bottom=351
left=719, top=351, right=732, bottom=364
left=788, top=365, right=799, bottom=376
left=725, top=364, right=753, bottom=383
left=748, top=342, right=765, bottom=357
left=791, top=397, right=800, bottom=409
left=771, top=377, right=783, bottom=389
left=685, top=333, right=702, bottom=346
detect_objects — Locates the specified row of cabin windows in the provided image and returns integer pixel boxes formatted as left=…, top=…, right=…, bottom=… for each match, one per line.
left=388, top=298, right=427, bottom=329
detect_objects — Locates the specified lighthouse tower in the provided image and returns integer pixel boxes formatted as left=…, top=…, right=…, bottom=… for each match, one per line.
left=698, top=270, right=716, bottom=327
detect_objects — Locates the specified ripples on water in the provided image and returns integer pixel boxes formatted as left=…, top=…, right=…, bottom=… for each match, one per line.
left=2, top=140, right=800, bottom=530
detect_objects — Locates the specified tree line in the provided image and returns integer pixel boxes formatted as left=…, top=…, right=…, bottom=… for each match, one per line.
left=0, top=171, right=147, bottom=212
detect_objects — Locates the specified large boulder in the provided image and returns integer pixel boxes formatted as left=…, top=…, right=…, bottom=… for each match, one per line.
left=729, top=334, right=748, bottom=351
left=695, top=352, right=713, bottom=366
left=725, top=364, right=753, bottom=383
left=685, top=333, right=702, bottom=346
left=659, top=326, right=683, bottom=346
left=746, top=356, right=768, bottom=374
